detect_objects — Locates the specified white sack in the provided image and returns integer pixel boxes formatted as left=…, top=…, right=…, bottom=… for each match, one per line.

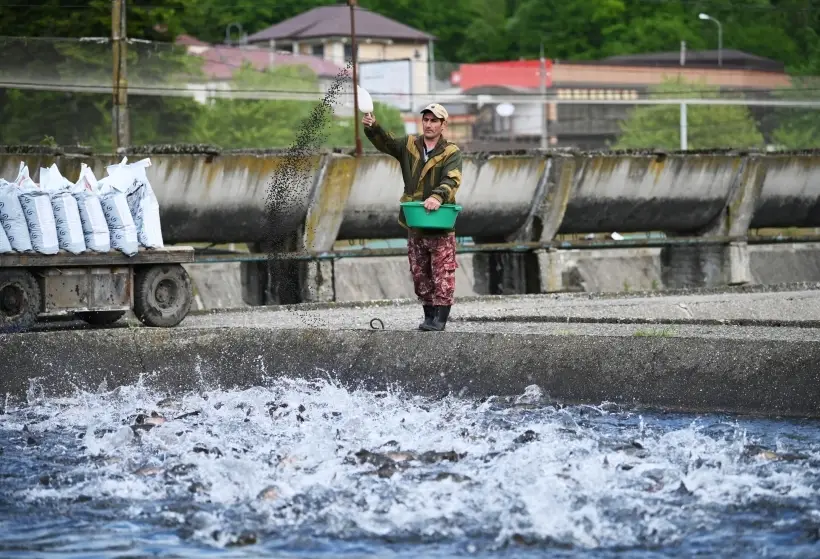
left=105, top=157, right=164, bottom=249
left=40, top=164, right=86, bottom=254
left=0, top=179, right=33, bottom=252
left=98, top=191, right=139, bottom=256
left=16, top=164, right=59, bottom=255
left=72, top=164, right=110, bottom=252
left=96, top=160, right=139, bottom=256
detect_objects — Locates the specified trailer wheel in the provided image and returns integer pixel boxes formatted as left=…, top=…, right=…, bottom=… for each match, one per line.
left=76, top=311, right=126, bottom=326
left=0, top=269, right=41, bottom=334
left=133, top=264, right=193, bottom=328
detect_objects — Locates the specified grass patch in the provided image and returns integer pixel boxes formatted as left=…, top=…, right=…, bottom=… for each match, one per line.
left=633, top=327, right=675, bottom=337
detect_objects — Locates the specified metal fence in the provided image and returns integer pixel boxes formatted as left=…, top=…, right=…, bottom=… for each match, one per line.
left=1, top=36, right=819, bottom=152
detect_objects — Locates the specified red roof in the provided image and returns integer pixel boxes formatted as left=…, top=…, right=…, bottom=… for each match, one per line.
left=176, top=34, right=209, bottom=47
left=176, top=36, right=343, bottom=80
left=451, top=60, right=553, bottom=90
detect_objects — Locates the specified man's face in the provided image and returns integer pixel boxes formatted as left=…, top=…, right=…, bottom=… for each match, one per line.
left=422, top=112, right=445, bottom=140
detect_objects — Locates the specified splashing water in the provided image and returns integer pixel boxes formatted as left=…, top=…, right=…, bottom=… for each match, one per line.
left=2, top=378, right=820, bottom=557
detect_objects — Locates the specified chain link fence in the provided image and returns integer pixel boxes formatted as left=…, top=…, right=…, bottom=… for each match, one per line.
left=1, top=36, right=819, bottom=152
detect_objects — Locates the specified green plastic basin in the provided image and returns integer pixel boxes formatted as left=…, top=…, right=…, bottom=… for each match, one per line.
left=401, top=201, right=463, bottom=230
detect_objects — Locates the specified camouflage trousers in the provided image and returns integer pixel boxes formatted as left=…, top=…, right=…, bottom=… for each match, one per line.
left=407, top=234, right=457, bottom=306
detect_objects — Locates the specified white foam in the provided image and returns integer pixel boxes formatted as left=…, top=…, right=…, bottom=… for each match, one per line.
left=3, top=378, right=819, bottom=552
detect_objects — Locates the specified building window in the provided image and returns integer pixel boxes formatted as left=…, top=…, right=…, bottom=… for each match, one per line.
left=344, top=44, right=359, bottom=61
left=312, top=44, right=324, bottom=57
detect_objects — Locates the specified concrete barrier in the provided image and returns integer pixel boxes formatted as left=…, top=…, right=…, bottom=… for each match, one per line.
left=0, top=151, right=322, bottom=243
left=560, top=153, right=742, bottom=234
left=752, top=153, right=820, bottom=229
left=2, top=327, right=819, bottom=418
left=332, top=254, right=480, bottom=302
left=337, top=153, right=548, bottom=241
left=336, top=154, right=406, bottom=240
left=4, top=147, right=820, bottom=301
left=4, top=148, right=819, bottom=246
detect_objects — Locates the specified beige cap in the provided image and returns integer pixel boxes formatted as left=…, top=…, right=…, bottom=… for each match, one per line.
left=420, top=103, right=448, bottom=121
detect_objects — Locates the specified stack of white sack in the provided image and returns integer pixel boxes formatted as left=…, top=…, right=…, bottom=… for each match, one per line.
left=72, top=164, right=111, bottom=252
left=0, top=177, right=33, bottom=253
left=95, top=160, right=139, bottom=257
left=15, top=163, right=59, bottom=255
left=39, top=164, right=86, bottom=254
left=104, top=157, right=164, bottom=249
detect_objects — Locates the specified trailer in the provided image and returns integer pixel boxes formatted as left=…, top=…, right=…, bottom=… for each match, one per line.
left=0, top=246, right=195, bottom=334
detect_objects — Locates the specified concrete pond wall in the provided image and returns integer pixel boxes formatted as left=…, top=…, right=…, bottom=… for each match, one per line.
left=2, top=326, right=819, bottom=418
left=3, top=147, right=820, bottom=305
left=2, top=148, right=819, bottom=248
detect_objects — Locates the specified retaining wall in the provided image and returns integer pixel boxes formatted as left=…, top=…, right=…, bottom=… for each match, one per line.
left=3, top=149, right=818, bottom=249
left=2, top=327, right=819, bottom=418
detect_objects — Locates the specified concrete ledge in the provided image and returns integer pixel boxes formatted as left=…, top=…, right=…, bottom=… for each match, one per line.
left=2, top=327, right=819, bottom=419
left=187, top=281, right=820, bottom=317
left=455, top=315, right=820, bottom=328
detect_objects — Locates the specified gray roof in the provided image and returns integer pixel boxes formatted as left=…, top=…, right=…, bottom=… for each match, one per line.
left=596, top=49, right=784, bottom=72
left=247, top=5, right=435, bottom=43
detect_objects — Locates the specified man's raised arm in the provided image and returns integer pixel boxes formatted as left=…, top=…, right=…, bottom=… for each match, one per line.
left=362, top=113, right=406, bottom=160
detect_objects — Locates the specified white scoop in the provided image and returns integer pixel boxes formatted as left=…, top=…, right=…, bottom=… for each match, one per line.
left=357, top=85, right=374, bottom=113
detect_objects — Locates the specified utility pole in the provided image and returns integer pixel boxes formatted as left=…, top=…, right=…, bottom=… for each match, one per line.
left=679, top=40, right=687, bottom=150
left=112, top=0, right=129, bottom=151
left=348, top=0, right=362, bottom=156
left=539, top=43, right=548, bottom=149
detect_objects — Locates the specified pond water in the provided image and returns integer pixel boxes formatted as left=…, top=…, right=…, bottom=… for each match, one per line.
left=2, top=378, right=820, bottom=558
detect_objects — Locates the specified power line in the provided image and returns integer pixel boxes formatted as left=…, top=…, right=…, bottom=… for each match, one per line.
left=3, top=79, right=820, bottom=107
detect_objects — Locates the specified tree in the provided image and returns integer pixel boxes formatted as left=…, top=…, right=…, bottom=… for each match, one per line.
left=769, top=77, right=820, bottom=149
left=612, top=76, right=765, bottom=150
left=3, top=0, right=820, bottom=150
left=189, top=64, right=405, bottom=149
left=0, top=0, right=203, bottom=151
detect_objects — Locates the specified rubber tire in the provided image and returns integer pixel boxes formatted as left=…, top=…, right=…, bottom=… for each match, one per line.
left=133, top=264, right=193, bottom=328
left=75, top=310, right=126, bottom=326
left=0, top=269, right=41, bottom=334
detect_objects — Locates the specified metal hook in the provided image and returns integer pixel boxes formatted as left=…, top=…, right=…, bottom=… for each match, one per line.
left=369, top=317, right=384, bottom=330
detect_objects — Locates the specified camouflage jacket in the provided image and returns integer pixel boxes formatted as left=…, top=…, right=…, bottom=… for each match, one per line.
left=363, top=122, right=463, bottom=236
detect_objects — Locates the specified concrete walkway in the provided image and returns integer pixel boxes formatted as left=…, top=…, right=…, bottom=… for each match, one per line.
left=184, top=284, right=820, bottom=340
left=3, top=284, right=820, bottom=419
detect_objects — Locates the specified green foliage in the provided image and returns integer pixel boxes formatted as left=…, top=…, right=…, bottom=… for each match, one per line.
left=0, top=0, right=197, bottom=40
left=2, top=0, right=820, bottom=150
left=0, top=0, right=204, bottom=151
left=769, top=77, right=820, bottom=149
left=612, top=76, right=765, bottom=150
left=150, top=0, right=820, bottom=75
left=190, top=64, right=406, bottom=149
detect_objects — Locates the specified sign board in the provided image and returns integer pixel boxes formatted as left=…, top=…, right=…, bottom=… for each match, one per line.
left=358, top=59, right=413, bottom=112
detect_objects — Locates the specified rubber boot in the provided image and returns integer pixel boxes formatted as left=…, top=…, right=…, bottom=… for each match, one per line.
left=421, top=305, right=451, bottom=331
left=418, top=305, right=435, bottom=330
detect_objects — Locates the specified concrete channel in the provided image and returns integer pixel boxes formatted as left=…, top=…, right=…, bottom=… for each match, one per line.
left=2, top=284, right=819, bottom=419
left=3, top=148, right=820, bottom=245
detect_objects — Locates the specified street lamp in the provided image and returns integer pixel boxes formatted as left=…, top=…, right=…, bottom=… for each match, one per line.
left=698, top=12, right=722, bottom=67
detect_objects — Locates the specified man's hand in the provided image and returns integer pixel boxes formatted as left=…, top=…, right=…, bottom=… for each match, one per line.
left=362, top=113, right=376, bottom=127
left=423, top=196, right=441, bottom=212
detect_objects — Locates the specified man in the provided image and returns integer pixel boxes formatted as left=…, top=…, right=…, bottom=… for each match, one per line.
left=362, top=103, right=462, bottom=332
